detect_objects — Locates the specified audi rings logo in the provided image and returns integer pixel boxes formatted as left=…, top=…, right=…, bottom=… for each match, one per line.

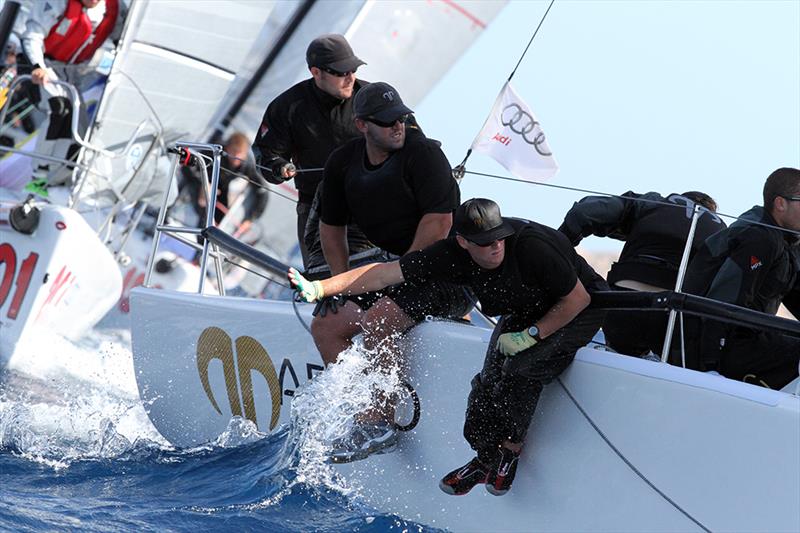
left=500, top=104, right=552, bottom=156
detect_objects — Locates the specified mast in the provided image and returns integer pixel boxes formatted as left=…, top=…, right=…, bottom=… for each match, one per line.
left=209, top=0, right=317, bottom=142
left=0, top=0, right=21, bottom=66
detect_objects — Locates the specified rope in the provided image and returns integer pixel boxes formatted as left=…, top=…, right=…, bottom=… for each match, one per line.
left=508, top=0, right=556, bottom=82
left=187, top=149, right=302, bottom=204
left=463, top=169, right=800, bottom=237
left=557, top=376, right=711, bottom=532
left=292, top=296, right=312, bottom=334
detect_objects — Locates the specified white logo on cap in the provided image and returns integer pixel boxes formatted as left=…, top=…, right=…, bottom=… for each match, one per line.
left=383, top=91, right=395, bottom=102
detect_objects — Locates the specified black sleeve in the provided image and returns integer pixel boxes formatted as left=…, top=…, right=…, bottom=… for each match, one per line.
left=558, top=191, right=641, bottom=246
left=251, top=98, right=293, bottom=184
left=242, top=158, right=269, bottom=220
left=705, top=227, right=779, bottom=307
left=517, top=233, right=579, bottom=300
left=399, top=239, right=466, bottom=285
left=405, top=140, right=459, bottom=215
left=320, top=145, right=352, bottom=227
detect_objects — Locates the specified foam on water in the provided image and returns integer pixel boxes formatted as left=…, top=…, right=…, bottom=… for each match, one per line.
left=0, top=326, right=438, bottom=531
left=7, top=325, right=138, bottom=396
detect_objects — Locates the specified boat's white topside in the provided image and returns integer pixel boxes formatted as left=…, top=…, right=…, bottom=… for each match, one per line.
left=130, top=286, right=800, bottom=533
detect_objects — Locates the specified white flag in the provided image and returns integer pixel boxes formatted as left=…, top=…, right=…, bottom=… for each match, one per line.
left=470, top=81, right=558, bottom=180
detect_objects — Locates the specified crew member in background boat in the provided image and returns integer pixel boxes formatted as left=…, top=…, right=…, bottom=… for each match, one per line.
left=251, top=34, right=373, bottom=268
left=290, top=198, right=607, bottom=494
left=17, top=0, right=123, bottom=184
left=559, top=190, right=725, bottom=357
left=179, top=132, right=268, bottom=240
left=310, top=81, right=471, bottom=460
left=681, top=167, right=800, bottom=389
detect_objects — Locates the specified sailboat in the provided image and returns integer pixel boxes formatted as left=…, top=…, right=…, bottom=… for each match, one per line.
left=0, top=0, right=505, bottom=369
left=126, top=4, right=799, bottom=530
left=129, top=160, right=800, bottom=531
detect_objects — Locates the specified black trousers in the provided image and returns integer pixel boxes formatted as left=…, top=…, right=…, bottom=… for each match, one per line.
left=603, top=309, right=668, bottom=356
left=463, top=309, right=604, bottom=463
left=676, top=322, right=800, bottom=390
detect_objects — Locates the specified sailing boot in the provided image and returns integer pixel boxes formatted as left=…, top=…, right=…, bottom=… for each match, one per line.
left=485, top=446, right=521, bottom=496
left=327, top=421, right=398, bottom=463
left=439, top=456, right=490, bottom=496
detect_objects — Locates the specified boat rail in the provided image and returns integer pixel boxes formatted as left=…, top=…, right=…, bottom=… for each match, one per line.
left=143, top=141, right=291, bottom=296
left=589, top=290, right=800, bottom=339
left=0, top=74, right=153, bottom=160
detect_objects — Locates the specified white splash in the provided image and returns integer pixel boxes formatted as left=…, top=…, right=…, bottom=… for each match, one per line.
left=0, top=327, right=165, bottom=468
left=286, top=339, right=404, bottom=495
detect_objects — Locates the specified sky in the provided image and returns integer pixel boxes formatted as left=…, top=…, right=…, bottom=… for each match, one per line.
left=415, top=0, right=800, bottom=252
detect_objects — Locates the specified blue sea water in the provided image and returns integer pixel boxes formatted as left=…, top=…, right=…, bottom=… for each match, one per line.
left=0, top=329, right=439, bottom=533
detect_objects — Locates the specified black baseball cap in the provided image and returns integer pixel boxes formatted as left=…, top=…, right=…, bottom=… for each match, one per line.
left=353, top=81, right=414, bottom=123
left=306, top=34, right=365, bottom=72
left=454, top=198, right=515, bottom=246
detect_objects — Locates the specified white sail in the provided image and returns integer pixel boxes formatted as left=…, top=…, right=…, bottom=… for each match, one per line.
left=217, top=0, right=508, bottom=268
left=77, top=0, right=277, bottom=207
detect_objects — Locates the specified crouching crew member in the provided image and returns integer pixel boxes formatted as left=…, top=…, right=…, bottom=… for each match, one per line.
left=559, top=190, right=725, bottom=356
left=289, top=198, right=608, bottom=495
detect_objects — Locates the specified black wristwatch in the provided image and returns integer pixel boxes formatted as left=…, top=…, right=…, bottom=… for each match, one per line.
left=527, top=324, right=542, bottom=342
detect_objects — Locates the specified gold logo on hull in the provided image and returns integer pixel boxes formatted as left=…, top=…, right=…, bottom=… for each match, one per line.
left=196, top=326, right=282, bottom=430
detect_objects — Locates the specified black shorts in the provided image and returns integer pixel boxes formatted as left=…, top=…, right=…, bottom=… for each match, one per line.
left=348, top=280, right=473, bottom=323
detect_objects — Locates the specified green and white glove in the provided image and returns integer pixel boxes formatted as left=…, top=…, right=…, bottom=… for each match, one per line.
left=497, top=330, right=538, bottom=357
left=288, top=267, right=324, bottom=303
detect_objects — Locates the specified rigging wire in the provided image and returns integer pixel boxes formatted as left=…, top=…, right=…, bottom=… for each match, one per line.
left=457, top=0, right=556, bottom=169
left=184, top=147, right=799, bottom=237
left=508, top=0, right=556, bottom=82
left=462, top=169, right=800, bottom=236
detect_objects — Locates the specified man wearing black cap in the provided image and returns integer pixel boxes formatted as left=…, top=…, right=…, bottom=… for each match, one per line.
left=303, top=81, right=468, bottom=460
left=289, top=198, right=607, bottom=492
left=251, top=34, right=369, bottom=266
left=315, top=81, right=466, bottom=362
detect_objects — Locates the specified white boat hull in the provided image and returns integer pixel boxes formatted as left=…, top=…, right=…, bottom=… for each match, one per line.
left=131, top=287, right=800, bottom=532
left=0, top=203, right=122, bottom=365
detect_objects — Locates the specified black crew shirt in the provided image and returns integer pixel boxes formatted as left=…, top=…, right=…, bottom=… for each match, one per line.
left=252, top=78, right=365, bottom=202
left=399, top=219, right=607, bottom=330
left=321, top=128, right=459, bottom=256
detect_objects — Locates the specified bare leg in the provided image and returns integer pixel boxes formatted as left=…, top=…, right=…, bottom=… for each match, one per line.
left=358, top=297, right=416, bottom=422
left=360, top=296, right=415, bottom=367
left=310, top=301, right=364, bottom=366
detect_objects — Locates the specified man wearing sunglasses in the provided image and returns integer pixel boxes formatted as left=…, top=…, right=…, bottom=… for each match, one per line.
left=681, top=167, right=800, bottom=389
left=308, top=81, right=471, bottom=460
left=252, top=34, right=371, bottom=267
left=289, top=198, right=607, bottom=492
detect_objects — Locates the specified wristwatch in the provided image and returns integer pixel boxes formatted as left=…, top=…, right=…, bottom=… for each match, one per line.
left=527, top=324, right=542, bottom=342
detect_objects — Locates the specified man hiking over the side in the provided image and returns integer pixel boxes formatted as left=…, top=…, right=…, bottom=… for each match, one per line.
left=290, top=198, right=607, bottom=494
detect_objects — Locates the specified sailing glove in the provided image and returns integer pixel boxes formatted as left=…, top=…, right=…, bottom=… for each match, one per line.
left=288, top=267, right=324, bottom=303
left=497, top=330, right=538, bottom=357
left=269, top=159, right=296, bottom=182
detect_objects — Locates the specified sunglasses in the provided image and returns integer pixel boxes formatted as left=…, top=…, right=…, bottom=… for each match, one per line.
left=320, top=66, right=355, bottom=77
left=782, top=195, right=800, bottom=202
left=365, top=114, right=411, bottom=128
left=460, top=234, right=503, bottom=247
